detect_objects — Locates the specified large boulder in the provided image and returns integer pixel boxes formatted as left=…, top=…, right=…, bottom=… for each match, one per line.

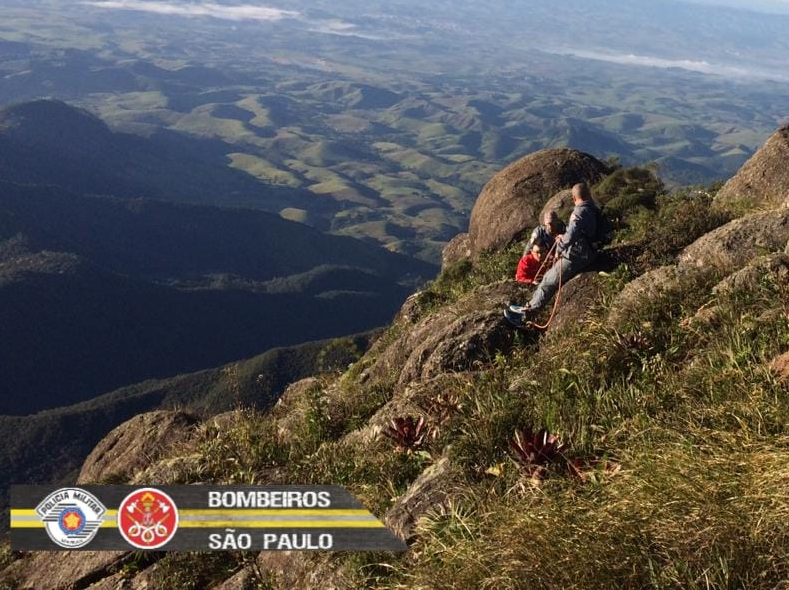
left=714, top=123, right=789, bottom=213
left=467, top=149, right=609, bottom=257
left=255, top=552, right=352, bottom=590
left=678, top=209, right=789, bottom=275
left=77, top=410, right=198, bottom=484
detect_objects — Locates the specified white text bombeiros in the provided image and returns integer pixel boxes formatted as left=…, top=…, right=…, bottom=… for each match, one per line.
left=207, top=490, right=332, bottom=508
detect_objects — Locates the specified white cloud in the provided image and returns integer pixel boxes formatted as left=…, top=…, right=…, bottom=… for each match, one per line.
left=82, top=1, right=301, bottom=22
left=550, top=48, right=787, bottom=81
left=82, top=1, right=392, bottom=40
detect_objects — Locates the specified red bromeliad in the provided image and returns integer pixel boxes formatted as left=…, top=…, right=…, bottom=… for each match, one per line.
left=383, top=416, right=428, bottom=451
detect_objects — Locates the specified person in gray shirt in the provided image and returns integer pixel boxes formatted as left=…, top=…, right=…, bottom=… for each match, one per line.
left=509, top=182, right=600, bottom=316
left=523, top=210, right=566, bottom=257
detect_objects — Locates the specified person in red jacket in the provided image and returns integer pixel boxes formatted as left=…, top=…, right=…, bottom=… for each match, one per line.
left=515, top=240, right=546, bottom=284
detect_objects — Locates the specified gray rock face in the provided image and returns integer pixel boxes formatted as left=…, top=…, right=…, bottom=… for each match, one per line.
left=255, top=552, right=351, bottom=590
left=545, top=272, right=606, bottom=335
left=712, top=253, right=789, bottom=296
left=367, top=282, right=525, bottom=389
left=385, top=457, right=460, bottom=541
left=441, top=232, right=472, bottom=270
left=608, top=266, right=679, bottom=328
left=271, top=377, right=322, bottom=420
left=77, top=410, right=197, bottom=484
left=0, top=551, right=128, bottom=590
left=714, top=123, right=789, bottom=213
left=678, top=209, right=789, bottom=275
left=467, top=149, right=609, bottom=257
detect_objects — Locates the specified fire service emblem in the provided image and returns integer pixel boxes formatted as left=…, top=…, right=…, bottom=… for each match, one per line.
left=117, top=488, right=179, bottom=549
left=36, top=488, right=106, bottom=549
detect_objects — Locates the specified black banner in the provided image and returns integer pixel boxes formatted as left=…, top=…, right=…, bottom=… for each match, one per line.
left=10, top=485, right=407, bottom=552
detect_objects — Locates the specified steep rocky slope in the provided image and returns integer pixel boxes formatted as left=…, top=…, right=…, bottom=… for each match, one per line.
left=4, top=122, right=789, bottom=589
left=714, top=122, right=789, bottom=213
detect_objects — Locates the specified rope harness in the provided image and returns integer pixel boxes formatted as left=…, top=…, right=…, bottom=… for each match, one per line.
left=524, top=255, right=563, bottom=331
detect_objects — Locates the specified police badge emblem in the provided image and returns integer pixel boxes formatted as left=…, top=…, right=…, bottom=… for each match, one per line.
left=35, top=488, right=106, bottom=549
left=118, top=488, right=179, bottom=549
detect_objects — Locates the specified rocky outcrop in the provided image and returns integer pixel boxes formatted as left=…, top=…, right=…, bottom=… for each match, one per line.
left=366, top=282, right=527, bottom=389
left=441, top=232, right=472, bottom=270
left=385, top=457, right=462, bottom=541
left=271, top=377, right=322, bottom=420
left=0, top=551, right=130, bottom=590
left=712, top=253, right=789, bottom=296
left=467, top=149, right=609, bottom=257
left=678, top=209, right=789, bottom=275
left=255, top=553, right=351, bottom=590
left=608, top=266, right=679, bottom=328
left=714, top=123, right=789, bottom=213
left=212, top=570, right=257, bottom=590
left=77, top=410, right=198, bottom=484
left=545, top=272, right=605, bottom=335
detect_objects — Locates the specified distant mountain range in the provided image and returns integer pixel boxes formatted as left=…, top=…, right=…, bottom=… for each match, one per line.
left=0, top=99, right=318, bottom=213
left=0, top=101, right=435, bottom=416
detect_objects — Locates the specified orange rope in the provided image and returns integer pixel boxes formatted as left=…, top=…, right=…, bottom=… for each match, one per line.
left=532, top=240, right=557, bottom=283
left=525, top=255, right=564, bottom=331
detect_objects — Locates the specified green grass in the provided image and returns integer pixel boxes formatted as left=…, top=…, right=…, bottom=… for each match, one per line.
left=136, top=169, right=789, bottom=588
left=166, top=249, right=789, bottom=588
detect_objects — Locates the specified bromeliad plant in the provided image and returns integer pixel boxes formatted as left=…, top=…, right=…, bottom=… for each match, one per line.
left=510, top=428, right=568, bottom=477
left=383, top=416, right=428, bottom=452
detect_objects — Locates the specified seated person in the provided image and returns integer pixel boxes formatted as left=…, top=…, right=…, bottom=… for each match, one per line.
left=515, top=240, right=546, bottom=284
left=507, top=183, right=601, bottom=322
left=522, top=210, right=566, bottom=257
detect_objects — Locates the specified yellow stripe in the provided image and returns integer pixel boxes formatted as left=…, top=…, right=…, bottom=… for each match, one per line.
left=178, top=520, right=384, bottom=528
left=179, top=509, right=370, bottom=516
left=12, top=521, right=381, bottom=529
left=11, top=521, right=118, bottom=529
left=12, top=509, right=366, bottom=517
left=12, top=509, right=118, bottom=516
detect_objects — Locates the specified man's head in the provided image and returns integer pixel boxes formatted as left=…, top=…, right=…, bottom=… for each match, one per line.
left=543, top=210, right=562, bottom=235
left=572, top=182, right=592, bottom=204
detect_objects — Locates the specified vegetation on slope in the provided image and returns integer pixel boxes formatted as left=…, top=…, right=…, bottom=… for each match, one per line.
left=5, top=168, right=786, bottom=589
left=71, top=168, right=789, bottom=589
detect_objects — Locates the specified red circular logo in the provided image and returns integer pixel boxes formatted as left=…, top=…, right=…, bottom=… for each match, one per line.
left=117, top=488, right=179, bottom=549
